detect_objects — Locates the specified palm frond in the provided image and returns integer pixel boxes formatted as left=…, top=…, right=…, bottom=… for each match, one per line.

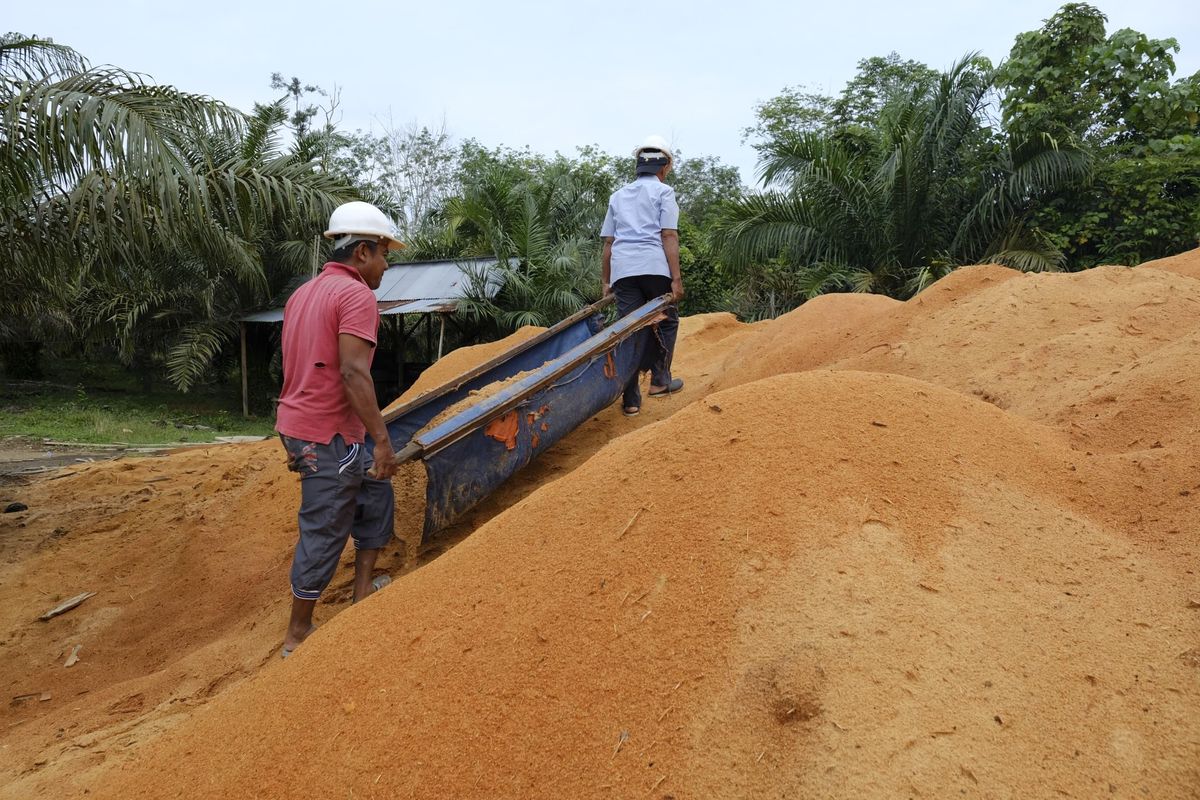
left=0, top=34, right=87, bottom=82
left=165, top=320, right=237, bottom=392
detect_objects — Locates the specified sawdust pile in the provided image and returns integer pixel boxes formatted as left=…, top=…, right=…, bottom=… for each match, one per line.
left=416, top=368, right=539, bottom=437
left=1139, top=246, right=1200, bottom=281
left=2, top=252, right=1198, bottom=799
left=382, top=325, right=547, bottom=414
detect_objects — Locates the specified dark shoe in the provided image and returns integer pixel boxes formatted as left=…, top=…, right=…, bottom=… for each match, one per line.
left=648, top=378, right=684, bottom=397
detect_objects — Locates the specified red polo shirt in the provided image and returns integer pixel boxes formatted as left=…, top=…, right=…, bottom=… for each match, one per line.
left=275, top=262, right=379, bottom=444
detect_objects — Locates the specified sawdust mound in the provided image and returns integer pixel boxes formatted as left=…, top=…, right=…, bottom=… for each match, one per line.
left=1140, top=247, right=1200, bottom=281
left=716, top=264, right=1200, bottom=436
left=0, top=443, right=297, bottom=789
left=5, top=252, right=1200, bottom=798
left=713, top=291, right=902, bottom=390
left=0, top=441, right=426, bottom=794
left=0, top=315, right=740, bottom=799
left=92, top=371, right=1200, bottom=799
left=416, top=368, right=539, bottom=437
left=382, top=325, right=546, bottom=414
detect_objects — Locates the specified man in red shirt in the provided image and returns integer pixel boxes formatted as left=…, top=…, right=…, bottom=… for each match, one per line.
left=275, top=201, right=404, bottom=657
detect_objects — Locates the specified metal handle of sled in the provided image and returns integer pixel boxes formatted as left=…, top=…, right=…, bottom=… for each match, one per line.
left=382, top=295, right=615, bottom=426
left=397, top=294, right=671, bottom=462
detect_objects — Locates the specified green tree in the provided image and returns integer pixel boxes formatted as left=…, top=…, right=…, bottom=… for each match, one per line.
left=79, top=99, right=355, bottom=391
left=375, top=120, right=460, bottom=235
left=663, top=155, right=744, bottom=315
left=1, top=36, right=354, bottom=387
left=407, top=142, right=743, bottom=326
left=744, top=54, right=943, bottom=166
left=669, top=154, right=744, bottom=229
left=831, top=53, right=941, bottom=130
left=998, top=3, right=1200, bottom=265
left=998, top=3, right=1199, bottom=147
left=716, top=56, right=1089, bottom=310
left=675, top=214, right=734, bottom=316
left=1, top=33, right=234, bottom=375
left=271, top=72, right=324, bottom=138
left=743, top=86, right=835, bottom=156
left=405, top=154, right=611, bottom=335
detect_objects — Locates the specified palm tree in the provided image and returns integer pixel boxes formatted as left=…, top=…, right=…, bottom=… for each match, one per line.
left=1, top=35, right=355, bottom=387
left=407, top=160, right=611, bottom=336
left=714, top=55, right=1091, bottom=309
left=81, top=100, right=356, bottom=390
left=1, top=35, right=239, bottom=323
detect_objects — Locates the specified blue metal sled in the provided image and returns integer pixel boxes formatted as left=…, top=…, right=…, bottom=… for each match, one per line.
left=376, top=295, right=672, bottom=537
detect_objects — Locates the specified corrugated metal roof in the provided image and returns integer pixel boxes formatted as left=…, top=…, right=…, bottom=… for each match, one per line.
left=240, top=257, right=501, bottom=323
left=240, top=308, right=284, bottom=323
left=375, top=257, right=501, bottom=304
left=379, top=299, right=459, bottom=315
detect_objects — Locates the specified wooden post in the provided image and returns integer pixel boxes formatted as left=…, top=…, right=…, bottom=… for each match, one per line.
left=400, top=316, right=410, bottom=383
left=436, top=314, right=446, bottom=361
left=240, top=322, right=250, bottom=419
left=424, top=313, right=433, bottom=363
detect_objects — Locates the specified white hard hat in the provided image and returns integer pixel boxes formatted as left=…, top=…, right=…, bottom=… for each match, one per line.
left=324, top=201, right=405, bottom=251
left=632, top=134, right=673, bottom=162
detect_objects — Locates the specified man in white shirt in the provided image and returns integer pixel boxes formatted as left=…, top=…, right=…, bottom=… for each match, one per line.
left=600, top=134, right=685, bottom=417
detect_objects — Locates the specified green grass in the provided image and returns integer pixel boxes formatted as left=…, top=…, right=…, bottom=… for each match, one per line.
left=0, top=383, right=276, bottom=446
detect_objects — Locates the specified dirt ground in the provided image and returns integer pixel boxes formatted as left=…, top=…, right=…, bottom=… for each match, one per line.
left=0, top=438, right=123, bottom=479
left=1, top=251, right=1198, bottom=798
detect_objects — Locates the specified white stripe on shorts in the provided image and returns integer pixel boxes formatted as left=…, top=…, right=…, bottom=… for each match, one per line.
left=338, top=442, right=360, bottom=474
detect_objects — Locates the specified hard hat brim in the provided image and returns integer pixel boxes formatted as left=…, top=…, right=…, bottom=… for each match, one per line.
left=632, top=147, right=674, bottom=161
left=323, top=230, right=407, bottom=251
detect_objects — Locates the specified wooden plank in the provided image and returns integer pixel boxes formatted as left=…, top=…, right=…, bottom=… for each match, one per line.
left=39, top=592, right=96, bottom=621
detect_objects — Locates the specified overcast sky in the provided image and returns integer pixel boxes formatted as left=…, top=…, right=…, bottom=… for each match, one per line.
left=9, top=0, right=1199, bottom=181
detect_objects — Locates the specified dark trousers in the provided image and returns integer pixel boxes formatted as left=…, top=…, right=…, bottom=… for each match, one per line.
left=613, top=274, right=678, bottom=408
left=280, top=434, right=395, bottom=601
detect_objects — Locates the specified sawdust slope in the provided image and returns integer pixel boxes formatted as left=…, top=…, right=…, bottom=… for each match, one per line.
left=409, top=312, right=759, bottom=548
left=382, top=325, right=546, bottom=415
left=0, top=443, right=292, bottom=792
left=828, top=267, right=1200, bottom=538
left=6, top=254, right=1200, bottom=797
left=710, top=264, right=1200, bottom=553
left=1140, top=247, right=1200, bottom=281
left=0, top=442, right=419, bottom=796
left=94, top=371, right=1200, bottom=799
left=0, top=315, right=748, bottom=797
left=716, top=263, right=1200, bottom=435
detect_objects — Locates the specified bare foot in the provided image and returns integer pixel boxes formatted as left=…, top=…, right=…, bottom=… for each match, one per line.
left=281, top=623, right=317, bottom=657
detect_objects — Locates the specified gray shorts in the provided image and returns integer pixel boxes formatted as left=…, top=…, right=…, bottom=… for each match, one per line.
left=280, top=434, right=395, bottom=601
